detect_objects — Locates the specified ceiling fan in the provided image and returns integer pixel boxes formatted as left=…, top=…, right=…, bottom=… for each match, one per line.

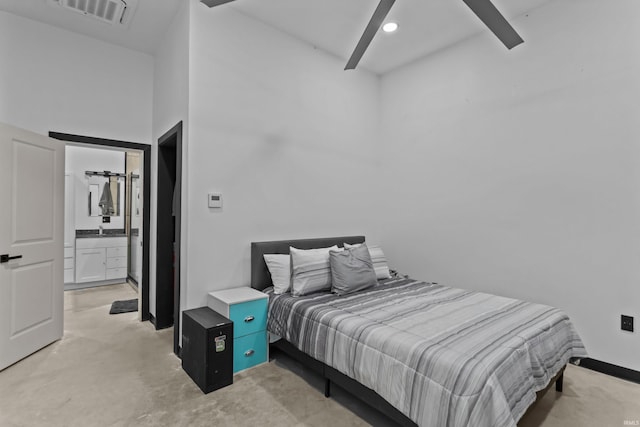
left=200, top=0, right=523, bottom=71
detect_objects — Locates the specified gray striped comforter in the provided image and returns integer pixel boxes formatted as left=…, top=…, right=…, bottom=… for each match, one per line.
left=266, top=278, right=587, bottom=427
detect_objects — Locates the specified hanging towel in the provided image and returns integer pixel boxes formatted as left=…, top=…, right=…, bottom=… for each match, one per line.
left=99, top=181, right=115, bottom=216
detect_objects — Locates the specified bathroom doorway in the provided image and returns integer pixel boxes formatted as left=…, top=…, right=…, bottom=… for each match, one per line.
left=155, top=122, right=182, bottom=355
left=50, top=132, right=151, bottom=321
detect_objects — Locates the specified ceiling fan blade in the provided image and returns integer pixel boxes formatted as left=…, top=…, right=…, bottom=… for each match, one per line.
left=462, top=0, right=523, bottom=49
left=200, top=0, right=235, bottom=7
left=345, top=0, right=396, bottom=70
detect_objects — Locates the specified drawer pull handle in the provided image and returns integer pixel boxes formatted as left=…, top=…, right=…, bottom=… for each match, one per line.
left=244, top=349, right=255, bottom=357
left=244, top=316, right=254, bottom=323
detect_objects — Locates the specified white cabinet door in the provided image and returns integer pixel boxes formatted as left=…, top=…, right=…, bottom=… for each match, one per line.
left=75, top=248, right=106, bottom=283
left=106, top=268, right=127, bottom=280
left=107, top=246, right=127, bottom=257
left=63, top=175, right=75, bottom=284
left=106, top=256, right=127, bottom=269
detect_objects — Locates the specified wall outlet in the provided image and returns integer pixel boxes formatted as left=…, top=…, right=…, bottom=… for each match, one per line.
left=621, top=315, right=634, bottom=332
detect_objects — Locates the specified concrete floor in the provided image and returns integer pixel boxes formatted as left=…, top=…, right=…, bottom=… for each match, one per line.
left=1, top=283, right=639, bottom=427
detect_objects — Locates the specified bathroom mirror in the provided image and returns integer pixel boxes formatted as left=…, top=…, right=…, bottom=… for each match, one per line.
left=88, top=176, right=121, bottom=217
left=88, top=184, right=101, bottom=217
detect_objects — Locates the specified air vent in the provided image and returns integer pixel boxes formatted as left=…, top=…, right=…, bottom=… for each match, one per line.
left=49, top=0, right=136, bottom=25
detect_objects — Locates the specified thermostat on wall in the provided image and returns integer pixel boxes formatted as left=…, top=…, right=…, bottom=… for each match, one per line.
left=208, top=193, right=222, bottom=208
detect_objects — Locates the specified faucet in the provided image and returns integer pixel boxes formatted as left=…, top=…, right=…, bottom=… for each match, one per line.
left=98, top=225, right=103, bottom=236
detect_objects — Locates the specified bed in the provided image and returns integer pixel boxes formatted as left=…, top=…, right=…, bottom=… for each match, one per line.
left=251, top=236, right=587, bottom=427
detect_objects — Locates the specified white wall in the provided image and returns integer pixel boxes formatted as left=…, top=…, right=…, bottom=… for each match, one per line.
left=150, top=1, right=191, bottom=317
left=185, top=3, right=381, bottom=310
left=379, top=0, right=640, bottom=370
left=0, top=11, right=153, bottom=143
left=0, top=9, right=153, bottom=315
left=66, top=145, right=126, bottom=231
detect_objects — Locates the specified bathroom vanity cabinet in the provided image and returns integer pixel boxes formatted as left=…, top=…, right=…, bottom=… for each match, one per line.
left=75, top=236, right=127, bottom=283
left=64, top=174, right=75, bottom=284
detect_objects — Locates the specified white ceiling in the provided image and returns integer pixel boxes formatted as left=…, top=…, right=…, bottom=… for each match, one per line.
left=229, top=0, right=552, bottom=74
left=0, top=0, right=550, bottom=73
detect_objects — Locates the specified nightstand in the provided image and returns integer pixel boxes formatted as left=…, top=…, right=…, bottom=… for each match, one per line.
left=181, top=307, right=233, bottom=393
left=207, top=287, right=268, bottom=373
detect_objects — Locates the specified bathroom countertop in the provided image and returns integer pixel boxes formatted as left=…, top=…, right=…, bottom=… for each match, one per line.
left=76, top=229, right=126, bottom=238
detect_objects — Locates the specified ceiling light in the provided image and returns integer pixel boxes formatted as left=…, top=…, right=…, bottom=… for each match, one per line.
left=382, top=22, right=398, bottom=33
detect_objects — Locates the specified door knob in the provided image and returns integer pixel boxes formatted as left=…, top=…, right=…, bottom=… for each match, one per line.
left=0, top=254, right=22, bottom=263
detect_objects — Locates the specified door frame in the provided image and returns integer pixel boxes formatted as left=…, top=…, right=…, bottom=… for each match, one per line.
left=155, top=122, right=182, bottom=356
left=49, top=132, right=151, bottom=322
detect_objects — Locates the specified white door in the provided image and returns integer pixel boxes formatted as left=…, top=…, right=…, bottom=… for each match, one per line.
left=0, top=122, right=64, bottom=371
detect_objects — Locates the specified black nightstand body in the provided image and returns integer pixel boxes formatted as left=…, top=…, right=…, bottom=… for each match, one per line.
left=182, top=307, right=234, bottom=393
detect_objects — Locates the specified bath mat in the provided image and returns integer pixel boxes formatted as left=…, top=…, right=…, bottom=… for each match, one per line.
left=109, top=299, right=138, bottom=314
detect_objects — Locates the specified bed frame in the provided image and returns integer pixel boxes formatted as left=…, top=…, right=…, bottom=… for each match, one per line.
left=251, top=236, right=564, bottom=426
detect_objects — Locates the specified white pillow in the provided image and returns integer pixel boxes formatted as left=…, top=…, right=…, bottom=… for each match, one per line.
left=290, top=245, right=341, bottom=297
left=344, top=242, right=391, bottom=280
left=263, top=254, right=291, bottom=294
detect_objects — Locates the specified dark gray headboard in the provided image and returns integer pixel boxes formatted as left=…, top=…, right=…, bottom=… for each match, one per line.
left=250, top=236, right=365, bottom=291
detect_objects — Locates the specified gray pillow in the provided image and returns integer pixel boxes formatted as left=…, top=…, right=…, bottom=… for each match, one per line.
left=344, top=242, right=391, bottom=279
left=329, top=244, right=377, bottom=296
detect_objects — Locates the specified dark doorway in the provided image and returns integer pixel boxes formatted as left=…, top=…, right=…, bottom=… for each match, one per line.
left=49, top=132, right=152, bottom=322
left=156, top=122, right=182, bottom=355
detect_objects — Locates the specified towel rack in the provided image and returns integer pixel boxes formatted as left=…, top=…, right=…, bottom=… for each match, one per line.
left=85, top=170, right=126, bottom=179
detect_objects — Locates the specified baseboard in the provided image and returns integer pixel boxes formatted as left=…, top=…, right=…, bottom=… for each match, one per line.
left=64, top=279, right=126, bottom=291
left=127, top=275, right=139, bottom=287
left=149, top=314, right=173, bottom=331
left=125, top=280, right=138, bottom=293
left=579, top=358, right=640, bottom=384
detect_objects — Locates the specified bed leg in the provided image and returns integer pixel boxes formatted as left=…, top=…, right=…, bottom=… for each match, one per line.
left=555, top=372, right=564, bottom=392
left=324, top=378, right=331, bottom=398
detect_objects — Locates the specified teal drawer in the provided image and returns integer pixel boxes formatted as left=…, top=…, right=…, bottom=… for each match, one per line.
left=233, top=331, right=267, bottom=373
left=229, top=299, right=267, bottom=338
